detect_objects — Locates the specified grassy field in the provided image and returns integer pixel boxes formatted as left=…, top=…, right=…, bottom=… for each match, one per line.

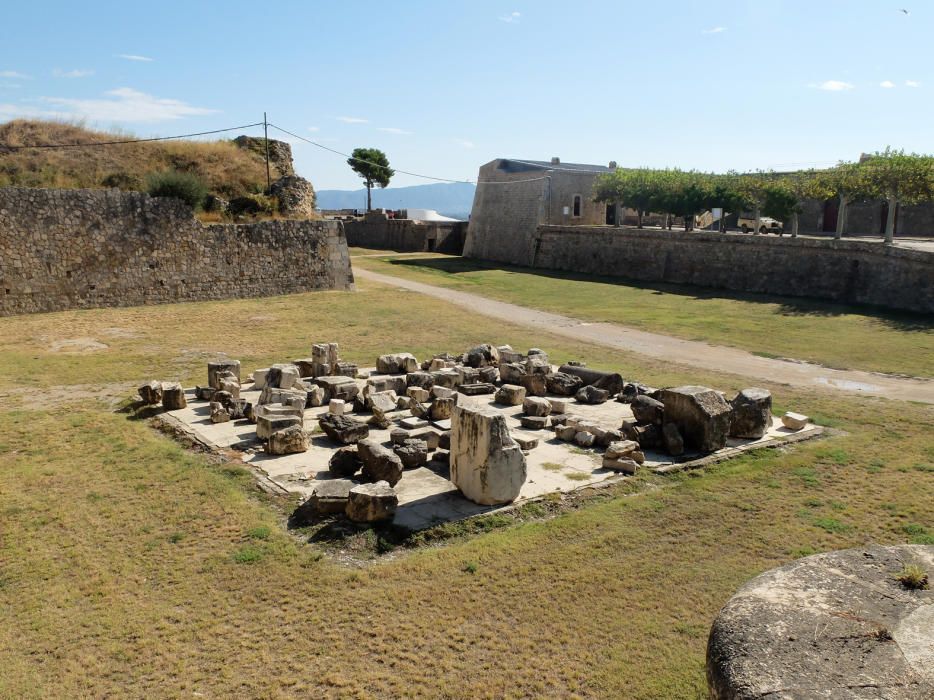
left=0, top=277, right=932, bottom=698
left=351, top=251, right=934, bottom=379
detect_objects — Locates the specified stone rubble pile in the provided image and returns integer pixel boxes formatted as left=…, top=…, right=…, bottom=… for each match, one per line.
left=144, top=339, right=811, bottom=529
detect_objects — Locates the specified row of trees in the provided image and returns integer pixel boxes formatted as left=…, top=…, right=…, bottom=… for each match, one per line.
left=592, top=149, right=934, bottom=244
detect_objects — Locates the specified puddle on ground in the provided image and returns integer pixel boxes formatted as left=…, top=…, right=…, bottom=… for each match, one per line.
left=814, top=377, right=879, bottom=392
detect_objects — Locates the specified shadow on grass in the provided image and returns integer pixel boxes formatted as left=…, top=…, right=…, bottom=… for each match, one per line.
left=388, top=256, right=934, bottom=333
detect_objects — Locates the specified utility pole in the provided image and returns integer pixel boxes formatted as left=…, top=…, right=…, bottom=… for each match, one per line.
left=263, top=112, right=271, bottom=192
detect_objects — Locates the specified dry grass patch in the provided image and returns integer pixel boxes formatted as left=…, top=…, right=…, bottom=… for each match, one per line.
left=0, top=280, right=932, bottom=698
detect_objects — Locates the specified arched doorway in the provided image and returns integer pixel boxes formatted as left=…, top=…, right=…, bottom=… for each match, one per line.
left=822, top=198, right=839, bottom=233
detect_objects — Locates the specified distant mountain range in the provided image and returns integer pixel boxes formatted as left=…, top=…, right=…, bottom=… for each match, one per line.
left=316, top=181, right=476, bottom=220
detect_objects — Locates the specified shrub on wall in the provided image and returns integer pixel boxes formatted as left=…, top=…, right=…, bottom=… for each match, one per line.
left=146, top=170, right=209, bottom=210
left=227, top=194, right=278, bottom=218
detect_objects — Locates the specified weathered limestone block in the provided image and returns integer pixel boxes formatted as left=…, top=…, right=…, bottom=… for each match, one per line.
left=574, top=431, right=596, bottom=447
left=520, top=415, right=548, bottom=430
left=458, top=383, right=496, bottom=396
left=450, top=405, right=527, bottom=506
left=334, top=361, right=358, bottom=378
left=368, top=390, right=398, bottom=428
left=407, top=386, right=430, bottom=403
left=455, top=366, right=480, bottom=385
left=494, top=384, right=526, bottom=406
left=406, top=371, right=435, bottom=389
left=430, top=385, right=456, bottom=400
left=632, top=395, right=665, bottom=425
left=431, top=396, right=457, bottom=422
left=595, top=428, right=624, bottom=448
left=251, top=368, right=269, bottom=389
left=195, top=385, right=215, bottom=401
left=622, top=421, right=662, bottom=450
left=662, top=422, right=685, bottom=456
left=208, top=360, right=241, bottom=390
left=258, top=386, right=306, bottom=407
left=313, top=375, right=360, bottom=403
left=519, top=373, right=547, bottom=397
left=546, top=372, right=584, bottom=397
left=465, top=344, right=499, bottom=368
left=256, top=414, right=301, bottom=441
left=138, top=380, right=163, bottom=405
left=376, top=353, right=418, bottom=374
left=329, top=446, right=362, bottom=478
left=499, top=362, right=525, bottom=384
left=603, top=457, right=639, bottom=474
left=558, top=364, right=623, bottom=396
left=605, top=440, right=641, bottom=460
left=478, top=366, right=498, bottom=384
left=267, top=424, right=308, bottom=455
left=345, top=481, right=398, bottom=522
left=575, top=385, right=610, bottom=405
left=219, top=377, right=240, bottom=400
left=658, top=386, right=733, bottom=453
left=782, top=411, right=809, bottom=430
left=358, top=438, right=404, bottom=486
left=431, top=369, right=461, bottom=389
left=307, top=385, right=326, bottom=407
left=209, top=401, right=230, bottom=423
left=394, top=439, right=429, bottom=469
left=522, top=396, right=552, bottom=417
left=730, top=388, right=773, bottom=439
left=555, top=425, right=578, bottom=441
left=292, top=478, right=355, bottom=522
left=162, top=383, right=187, bottom=410
left=550, top=414, right=569, bottom=427
left=318, top=413, right=370, bottom=445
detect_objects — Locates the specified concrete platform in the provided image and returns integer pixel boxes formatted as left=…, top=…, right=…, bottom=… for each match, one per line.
left=163, top=374, right=821, bottom=531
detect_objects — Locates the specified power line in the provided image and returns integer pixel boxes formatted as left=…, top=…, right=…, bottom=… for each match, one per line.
left=268, top=122, right=475, bottom=184
left=476, top=176, right=549, bottom=185
left=0, top=122, right=265, bottom=151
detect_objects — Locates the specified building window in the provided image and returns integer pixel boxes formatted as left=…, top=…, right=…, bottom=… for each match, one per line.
left=572, top=194, right=582, bottom=218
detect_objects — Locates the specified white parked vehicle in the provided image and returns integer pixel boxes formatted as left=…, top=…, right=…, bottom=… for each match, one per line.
left=738, top=213, right=783, bottom=234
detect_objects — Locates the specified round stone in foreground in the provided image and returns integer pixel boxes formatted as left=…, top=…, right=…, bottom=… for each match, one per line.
left=707, top=545, right=934, bottom=699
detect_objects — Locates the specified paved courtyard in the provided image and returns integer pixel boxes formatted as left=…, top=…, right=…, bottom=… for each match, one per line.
left=160, top=369, right=821, bottom=531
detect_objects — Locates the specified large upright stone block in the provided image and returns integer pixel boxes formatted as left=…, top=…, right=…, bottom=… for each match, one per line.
left=658, top=386, right=733, bottom=453
left=450, top=405, right=527, bottom=506
left=729, top=388, right=772, bottom=439
left=208, top=360, right=241, bottom=390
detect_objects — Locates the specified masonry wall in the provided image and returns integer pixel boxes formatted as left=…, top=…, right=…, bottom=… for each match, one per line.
left=532, top=225, right=934, bottom=314
left=463, top=160, right=549, bottom=265
left=0, top=187, right=354, bottom=316
left=344, top=218, right=466, bottom=254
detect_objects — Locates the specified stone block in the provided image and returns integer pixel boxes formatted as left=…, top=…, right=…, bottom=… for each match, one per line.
left=513, top=434, right=539, bottom=450
left=251, top=368, right=269, bottom=390
left=162, top=383, right=187, bottom=410
left=267, top=424, right=308, bottom=455
left=574, top=431, right=596, bottom=447
left=602, top=457, right=639, bottom=474
left=550, top=414, right=569, bottom=427
left=576, top=385, right=610, bottom=405
left=557, top=364, right=623, bottom=396
left=522, top=396, right=552, bottom=417
left=257, top=414, right=301, bottom=441
left=329, top=447, right=362, bottom=478
left=318, top=413, right=370, bottom=445
left=464, top=344, right=499, bottom=368
left=293, top=478, right=355, bottom=522
left=494, top=384, right=526, bottom=406
left=520, top=415, right=548, bottom=430
left=358, top=438, right=404, bottom=486
left=555, top=425, right=578, bottom=441
left=478, top=366, right=498, bottom=384
left=499, top=362, right=526, bottom=384
left=605, top=440, right=640, bottom=460
left=430, top=385, right=456, bottom=400
left=546, top=372, right=584, bottom=397
left=782, top=412, right=809, bottom=430
left=662, top=422, right=684, bottom=456
left=406, top=386, right=430, bottom=403
left=519, top=373, right=547, bottom=397
left=394, top=439, right=429, bottom=468
left=329, top=399, right=346, bottom=415
left=376, top=353, right=418, bottom=375
left=307, top=385, right=327, bottom=407
left=368, top=390, right=398, bottom=428
left=208, top=360, right=240, bottom=390
left=406, top=371, right=434, bottom=389
left=209, top=401, right=230, bottom=424
left=458, top=382, right=496, bottom=396
left=631, top=395, right=665, bottom=425
left=658, top=386, right=733, bottom=453
left=346, top=481, right=398, bottom=522
left=730, top=388, right=773, bottom=439
left=431, top=396, right=457, bottom=421
left=139, top=380, right=163, bottom=405
left=450, top=404, right=527, bottom=506
left=431, top=369, right=461, bottom=389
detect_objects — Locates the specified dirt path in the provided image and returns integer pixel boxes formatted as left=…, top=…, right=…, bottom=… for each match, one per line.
left=353, top=266, right=934, bottom=404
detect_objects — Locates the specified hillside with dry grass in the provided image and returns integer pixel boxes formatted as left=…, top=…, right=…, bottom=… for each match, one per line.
left=0, top=120, right=287, bottom=201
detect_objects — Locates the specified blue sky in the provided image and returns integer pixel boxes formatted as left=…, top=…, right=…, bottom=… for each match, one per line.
left=1, top=1, right=930, bottom=189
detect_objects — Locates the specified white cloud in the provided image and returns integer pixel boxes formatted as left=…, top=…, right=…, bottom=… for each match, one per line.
left=3, top=87, right=217, bottom=122
left=0, top=82, right=22, bottom=90
left=702, top=26, right=727, bottom=34
left=53, top=68, right=94, bottom=78
left=377, top=127, right=412, bottom=135
left=337, top=116, right=368, bottom=123
left=905, top=79, right=921, bottom=88
left=455, top=139, right=476, bottom=149
left=117, top=54, right=154, bottom=62
left=307, top=126, right=320, bottom=132
left=499, top=11, right=521, bottom=23
left=815, top=80, right=854, bottom=91
left=0, top=70, right=31, bottom=79
left=880, top=80, right=896, bottom=88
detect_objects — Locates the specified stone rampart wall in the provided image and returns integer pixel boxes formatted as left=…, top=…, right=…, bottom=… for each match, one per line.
left=0, top=187, right=354, bottom=316
left=532, top=225, right=934, bottom=313
left=344, top=219, right=466, bottom=254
